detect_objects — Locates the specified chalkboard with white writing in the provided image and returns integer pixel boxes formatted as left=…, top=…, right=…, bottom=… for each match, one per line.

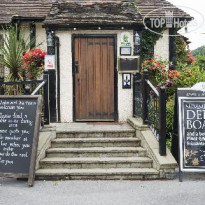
left=0, top=96, right=42, bottom=186
left=178, top=89, right=205, bottom=172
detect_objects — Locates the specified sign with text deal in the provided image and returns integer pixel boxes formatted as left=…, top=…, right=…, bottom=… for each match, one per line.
left=178, top=88, right=205, bottom=172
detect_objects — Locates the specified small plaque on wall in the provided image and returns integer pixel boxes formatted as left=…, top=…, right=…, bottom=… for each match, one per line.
left=119, top=57, right=140, bottom=73
left=120, top=47, right=131, bottom=56
left=122, top=73, right=131, bottom=89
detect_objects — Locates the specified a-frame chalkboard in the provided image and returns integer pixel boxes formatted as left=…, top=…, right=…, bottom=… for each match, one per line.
left=0, top=96, right=43, bottom=187
left=177, top=89, right=205, bottom=181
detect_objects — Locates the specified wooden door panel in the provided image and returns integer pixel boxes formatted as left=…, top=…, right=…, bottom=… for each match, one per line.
left=74, top=37, right=115, bottom=121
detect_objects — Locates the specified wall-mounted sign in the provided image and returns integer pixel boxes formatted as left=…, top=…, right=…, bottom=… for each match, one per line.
left=120, top=32, right=131, bottom=46
left=120, top=47, right=131, bottom=56
left=119, top=57, right=140, bottom=73
left=122, top=73, right=131, bottom=89
left=45, top=55, right=55, bottom=70
left=177, top=88, right=205, bottom=181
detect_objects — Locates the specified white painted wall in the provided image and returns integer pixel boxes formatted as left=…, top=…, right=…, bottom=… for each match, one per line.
left=36, top=24, right=47, bottom=50
left=154, top=29, right=169, bottom=60
left=55, top=31, right=73, bottom=122
left=56, top=30, right=135, bottom=122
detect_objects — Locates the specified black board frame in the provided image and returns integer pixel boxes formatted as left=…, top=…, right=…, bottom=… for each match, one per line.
left=177, top=88, right=205, bottom=182
left=0, top=95, right=43, bottom=187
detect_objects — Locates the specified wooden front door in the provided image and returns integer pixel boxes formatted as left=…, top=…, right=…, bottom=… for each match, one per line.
left=74, top=37, right=116, bottom=121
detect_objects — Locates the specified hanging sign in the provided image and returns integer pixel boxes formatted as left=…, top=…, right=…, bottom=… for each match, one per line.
left=178, top=88, right=205, bottom=176
left=45, top=55, right=55, bottom=70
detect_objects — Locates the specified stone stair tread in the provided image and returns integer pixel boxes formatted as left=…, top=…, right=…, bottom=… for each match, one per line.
left=56, top=129, right=135, bottom=134
left=52, top=138, right=140, bottom=142
left=47, top=147, right=145, bottom=152
left=36, top=168, right=159, bottom=176
left=40, top=157, right=152, bottom=163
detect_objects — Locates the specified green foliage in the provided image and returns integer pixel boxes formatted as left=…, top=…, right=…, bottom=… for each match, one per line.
left=166, top=98, right=175, bottom=137
left=176, top=66, right=205, bottom=88
left=176, top=36, right=188, bottom=64
left=123, top=0, right=140, bottom=13
left=195, top=55, right=205, bottom=69
left=143, top=56, right=205, bottom=149
left=176, top=36, right=196, bottom=67
left=0, top=26, right=30, bottom=82
left=192, top=45, right=205, bottom=56
left=141, top=28, right=164, bottom=62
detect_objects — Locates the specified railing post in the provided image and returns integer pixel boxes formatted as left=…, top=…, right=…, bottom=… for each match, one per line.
left=159, top=86, right=167, bottom=156
left=24, top=86, right=31, bottom=95
left=0, top=77, right=4, bottom=95
left=43, top=73, right=50, bottom=125
left=142, top=69, right=149, bottom=124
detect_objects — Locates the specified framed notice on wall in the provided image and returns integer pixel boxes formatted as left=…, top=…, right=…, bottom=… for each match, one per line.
left=177, top=88, right=205, bottom=180
left=45, top=55, right=55, bottom=70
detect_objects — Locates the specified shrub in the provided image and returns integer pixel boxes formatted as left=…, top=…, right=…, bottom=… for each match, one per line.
left=195, top=55, right=205, bottom=69
left=142, top=56, right=205, bottom=149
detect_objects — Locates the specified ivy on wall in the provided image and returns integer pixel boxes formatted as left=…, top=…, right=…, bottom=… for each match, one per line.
left=141, top=27, right=165, bottom=62
left=175, top=36, right=188, bottom=64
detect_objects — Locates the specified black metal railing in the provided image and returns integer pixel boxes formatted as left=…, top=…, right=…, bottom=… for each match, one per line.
left=0, top=73, right=50, bottom=125
left=133, top=73, right=143, bottom=118
left=133, top=69, right=167, bottom=156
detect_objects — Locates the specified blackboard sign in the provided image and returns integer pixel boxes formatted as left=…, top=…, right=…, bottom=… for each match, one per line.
left=0, top=96, right=42, bottom=186
left=178, top=88, right=205, bottom=174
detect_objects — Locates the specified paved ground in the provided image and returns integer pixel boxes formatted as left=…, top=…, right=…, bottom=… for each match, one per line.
left=1, top=172, right=205, bottom=205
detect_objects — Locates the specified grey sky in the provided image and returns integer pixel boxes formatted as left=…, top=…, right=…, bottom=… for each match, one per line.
left=167, top=0, right=205, bottom=50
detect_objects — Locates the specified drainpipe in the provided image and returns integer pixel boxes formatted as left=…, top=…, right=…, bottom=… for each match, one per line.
left=55, top=36, right=61, bottom=122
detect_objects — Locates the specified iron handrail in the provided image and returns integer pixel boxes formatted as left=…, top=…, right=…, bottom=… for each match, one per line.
left=134, top=69, right=167, bottom=156
left=31, top=80, right=47, bottom=95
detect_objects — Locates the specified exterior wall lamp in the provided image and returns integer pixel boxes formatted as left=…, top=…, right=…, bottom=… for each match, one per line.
left=133, top=30, right=141, bottom=55
left=47, top=30, right=55, bottom=55
left=47, top=31, right=55, bottom=47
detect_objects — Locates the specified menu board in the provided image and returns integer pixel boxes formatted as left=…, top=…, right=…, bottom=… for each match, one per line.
left=0, top=96, right=42, bottom=186
left=178, top=89, right=205, bottom=172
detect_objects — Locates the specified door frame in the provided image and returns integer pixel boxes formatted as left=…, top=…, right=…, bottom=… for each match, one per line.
left=72, top=34, right=118, bottom=122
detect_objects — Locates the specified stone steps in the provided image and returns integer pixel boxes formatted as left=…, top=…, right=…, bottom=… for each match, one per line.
left=35, top=168, right=159, bottom=180
left=46, top=147, right=147, bottom=158
left=56, top=130, right=135, bottom=139
left=40, top=157, right=153, bottom=169
left=51, top=138, right=141, bottom=148
left=36, top=124, right=160, bottom=180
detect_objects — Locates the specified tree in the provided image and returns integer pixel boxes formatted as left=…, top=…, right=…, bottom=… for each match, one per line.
left=0, top=26, right=30, bottom=82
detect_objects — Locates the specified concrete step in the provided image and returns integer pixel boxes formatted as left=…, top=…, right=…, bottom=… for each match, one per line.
left=40, top=157, right=152, bottom=169
left=46, top=147, right=147, bottom=158
left=56, top=131, right=135, bottom=139
left=51, top=138, right=141, bottom=148
left=35, top=168, right=159, bottom=180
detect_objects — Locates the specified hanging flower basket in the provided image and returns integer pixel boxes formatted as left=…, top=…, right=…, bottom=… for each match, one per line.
left=21, top=48, right=47, bottom=80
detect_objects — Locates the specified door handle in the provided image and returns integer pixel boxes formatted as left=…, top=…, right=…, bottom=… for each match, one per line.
left=75, top=61, right=79, bottom=74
